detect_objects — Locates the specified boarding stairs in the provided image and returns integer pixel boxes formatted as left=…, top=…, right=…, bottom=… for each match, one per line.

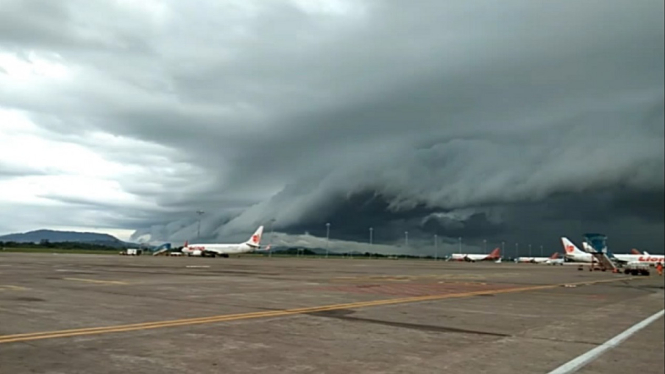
left=583, top=233, right=618, bottom=272
left=589, top=252, right=617, bottom=272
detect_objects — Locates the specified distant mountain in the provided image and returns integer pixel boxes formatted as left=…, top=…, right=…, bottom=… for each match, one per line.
left=0, top=229, right=135, bottom=248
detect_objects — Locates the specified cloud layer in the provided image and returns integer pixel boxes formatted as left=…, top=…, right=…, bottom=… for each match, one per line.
left=1, top=0, right=663, bottom=254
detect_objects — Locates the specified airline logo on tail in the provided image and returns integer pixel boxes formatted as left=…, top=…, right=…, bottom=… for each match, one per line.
left=245, top=226, right=264, bottom=248
left=561, top=238, right=581, bottom=254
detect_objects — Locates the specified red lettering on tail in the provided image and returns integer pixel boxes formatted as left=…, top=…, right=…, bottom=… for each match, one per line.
left=251, top=234, right=260, bottom=243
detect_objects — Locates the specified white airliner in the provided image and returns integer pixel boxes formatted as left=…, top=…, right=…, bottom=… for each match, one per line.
left=181, top=226, right=265, bottom=257
left=581, top=242, right=664, bottom=264
left=449, top=248, right=501, bottom=262
left=516, top=252, right=560, bottom=264
left=561, top=237, right=664, bottom=265
left=544, top=255, right=564, bottom=266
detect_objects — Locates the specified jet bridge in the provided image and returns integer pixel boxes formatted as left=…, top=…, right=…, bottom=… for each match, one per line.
left=151, top=243, right=172, bottom=256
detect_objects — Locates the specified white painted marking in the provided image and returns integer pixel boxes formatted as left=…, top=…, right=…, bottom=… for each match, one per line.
left=186, top=265, right=210, bottom=268
left=547, top=309, right=665, bottom=374
left=55, top=269, right=93, bottom=273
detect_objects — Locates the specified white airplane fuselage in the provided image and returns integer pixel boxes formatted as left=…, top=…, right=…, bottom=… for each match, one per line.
left=450, top=253, right=491, bottom=261
left=449, top=248, right=501, bottom=262
left=614, top=254, right=664, bottom=264
left=516, top=256, right=555, bottom=263
left=181, top=226, right=264, bottom=257
left=182, top=243, right=257, bottom=256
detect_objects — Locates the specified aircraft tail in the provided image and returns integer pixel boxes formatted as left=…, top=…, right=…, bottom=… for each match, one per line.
left=245, top=226, right=264, bottom=248
left=488, top=247, right=500, bottom=258
left=561, top=237, right=586, bottom=256
left=550, top=252, right=559, bottom=259
left=631, top=248, right=641, bottom=255
left=582, top=242, right=592, bottom=252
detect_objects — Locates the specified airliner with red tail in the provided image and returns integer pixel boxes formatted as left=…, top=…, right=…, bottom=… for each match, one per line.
left=181, top=226, right=265, bottom=257
left=449, top=248, right=501, bottom=262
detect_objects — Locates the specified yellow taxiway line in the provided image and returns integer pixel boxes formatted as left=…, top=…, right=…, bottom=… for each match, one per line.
left=0, top=276, right=637, bottom=344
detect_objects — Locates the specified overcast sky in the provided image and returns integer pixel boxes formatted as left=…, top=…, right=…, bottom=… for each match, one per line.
left=1, top=0, right=663, bottom=255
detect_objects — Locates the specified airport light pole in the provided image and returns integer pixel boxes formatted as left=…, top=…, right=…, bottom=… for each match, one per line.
left=458, top=237, right=462, bottom=254
left=483, top=239, right=487, bottom=254
left=325, top=222, right=330, bottom=258
left=196, top=210, right=204, bottom=239
left=434, top=234, right=438, bottom=261
left=268, top=219, right=275, bottom=258
left=369, top=227, right=373, bottom=246
left=404, top=231, right=408, bottom=247
left=529, top=244, right=532, bottom=257
left=515, top=243, right=519, bottom=260
left=502, top=241, right=505, bottom=260
left=540, top=245, right=543, bottom=257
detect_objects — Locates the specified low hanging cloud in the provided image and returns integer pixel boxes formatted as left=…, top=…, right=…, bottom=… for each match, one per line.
left=1, top=0, right=663, bottom=254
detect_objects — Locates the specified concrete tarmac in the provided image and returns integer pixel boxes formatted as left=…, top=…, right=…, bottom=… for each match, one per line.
left=0, top=252, right=663, bottom=374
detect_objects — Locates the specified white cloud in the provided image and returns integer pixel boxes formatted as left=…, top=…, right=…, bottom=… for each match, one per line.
left=0, top=108, right=205, bottom=236
left=0, top=51, right=70, bottom=81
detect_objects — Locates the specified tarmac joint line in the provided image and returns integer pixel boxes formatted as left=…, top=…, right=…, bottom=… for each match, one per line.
left=0, top=276, right=639, bottom=345
left=0, top=285, right=29, bottom=291
left=63, top=278, right=129, bottom=285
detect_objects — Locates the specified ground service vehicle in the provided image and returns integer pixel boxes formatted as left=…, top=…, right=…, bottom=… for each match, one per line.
left=623, top=263, right=650, bottom=276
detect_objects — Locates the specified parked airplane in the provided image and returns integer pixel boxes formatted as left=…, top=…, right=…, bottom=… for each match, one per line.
left=582, top=242, right=663, bottom=264
left=544, top=255, right=564, bottom=265
left=561, top=238, right=664, bottom=265
left=181, top=226, right=265, bottom=257
left=516, top=252, right=560, bottom=264
left=449, top=248, right=501, bottom=262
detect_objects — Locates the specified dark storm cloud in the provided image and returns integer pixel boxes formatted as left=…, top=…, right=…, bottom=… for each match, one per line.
left=0, top=0, right=663, bottom=253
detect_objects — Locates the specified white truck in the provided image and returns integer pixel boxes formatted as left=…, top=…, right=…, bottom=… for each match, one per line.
left=119, top=248, right=142, bottom=256
left=623, top=263, right=650, bottom=276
